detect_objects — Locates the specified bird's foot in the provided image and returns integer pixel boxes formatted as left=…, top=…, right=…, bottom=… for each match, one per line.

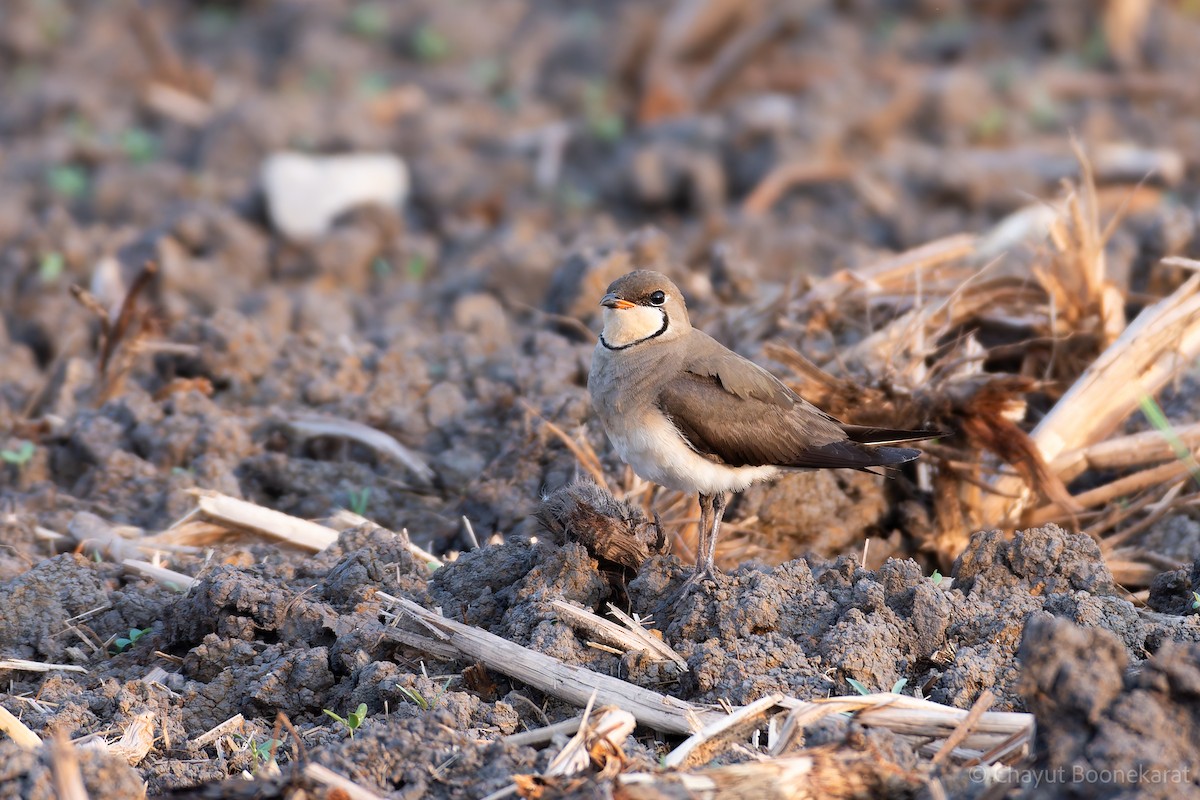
left=670, top=566, right=717, bottom=601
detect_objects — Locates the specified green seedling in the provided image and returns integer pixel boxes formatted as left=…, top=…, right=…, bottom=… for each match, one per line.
left=1138, top=394, right=1200, bottom=487
left=120, top=128, right=158, bottom=165
left=582, top=81, right=623, bottom=143
left=348, top=487, right=371, bottom=516
left=47, top=164, right=89, bottom=199
left=847, top=677, right=907, bottom=696
left=323, top=703, right=368, bottom=738
left=372, top=256, right=393, bottom=278
left=930, top=569, right=943, bottom=586
left=113, top=627, right=147, bottom=653
left=357, top=72, right=390, bottom=99
left=1192, top=591, right=1199, bottom=611
left=411, top=24, right=449, bottom=62
left=1, top=441, right=35, bottom=466
left=39, top=252, right=65, bottom=283
left=397, top=685, right=429, bottom=711
left=251, top=737, right=281, bottom=771
left=349, top=4, right=389, bottom=40
left=397, top=676, right=453, bottom=711
left=405, top=253, right=428, bottom=281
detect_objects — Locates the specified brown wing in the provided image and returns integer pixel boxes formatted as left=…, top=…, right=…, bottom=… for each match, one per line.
left=684, top=332, right=802, bottom=409
left=658, top=370, right=911, bottom=469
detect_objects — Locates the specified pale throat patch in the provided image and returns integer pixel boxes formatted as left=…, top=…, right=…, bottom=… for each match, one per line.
left=602, top=305, right=666, bottom=348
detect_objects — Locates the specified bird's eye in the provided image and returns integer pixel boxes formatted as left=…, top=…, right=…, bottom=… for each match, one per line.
left=649, top=290, right=666, bottom=306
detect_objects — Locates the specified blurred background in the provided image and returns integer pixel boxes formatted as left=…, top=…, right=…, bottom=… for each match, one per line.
left=2, top=0, right=1199, bottom=577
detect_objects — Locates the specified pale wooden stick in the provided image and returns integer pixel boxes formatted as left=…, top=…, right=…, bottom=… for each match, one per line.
left=985, top=273, right=1200, bottom=523
left=285, top=414, right=433, bottom=485
left=376, top=592, right=718, bottom=735
left=774, top=694, right=1033, bottom=762
left=0, top=659, right=87, bottom=674
left=0, top=706, right=41, bottom=749
left=604, top=604, right=689, bottom=668
left=186, top=490, right=338, bottom=552
left=50, top=734, right=89, bottom=800
left=78, top=711, right=157, bottom=766
left=930, top=690, right=994, bottom=765
left=303, top=763, right=388, bottom=800
left=503, top=715, right=583, bottom=747
left=1027, top=459, right=1193, bottom=526
left=190, top=714, right=246, bottom=751
left=664, top=693, right=783, bottom=768
left=551, top=601, right=687, bottom=671
left=1054, top=422, right=1200, bottom=482
left=122, top=559, right=196, bottom=590
left=326, top=510, right=443, bottom=568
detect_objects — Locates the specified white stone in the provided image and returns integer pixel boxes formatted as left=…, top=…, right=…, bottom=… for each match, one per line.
left=261, top=151, right=409, bottom=239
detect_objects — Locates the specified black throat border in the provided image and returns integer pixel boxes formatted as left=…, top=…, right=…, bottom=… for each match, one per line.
left=600, top=309, right=669, bottom=351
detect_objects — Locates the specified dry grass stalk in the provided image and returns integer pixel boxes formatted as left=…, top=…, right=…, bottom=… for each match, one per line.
left=0, top=659, right=87, bottom=674
left=303, top=763, right=388, bottom=800
left=773, top=694, right=1033, bottom=765
left=376, top=591, right=717, bottom=735
left=984, top=273, right=1200, bottom=524
left=184, top=489, right=339, bottom=552
left=930, top=690, right=994, bottom=766
left=50, top=734, right=91, bottom=800
left=69, top=262, right=160, bottom=405
left=741, top=160, right=853, bottom=217
left=544, top=700, right=635, bottom=779
left=551, top=601, right=687, bottom=672
left=327, top=509, right=443, bottom=568
left=618, top=748, right=920, bottom=800
left=78, top=711, right=157, bottom=766
left=283, top=414, right=434, bottom=486
left=0, top=706, right=41, bottom=750
left=1052, top=422, right=1200, bottom=482
left=121, top=558, right=196, bottom=591
left=504, top=715, right=585, bottom=748
left=664, top=693, right=783, bottom=768
left=189, top=714, right=246, bottom=752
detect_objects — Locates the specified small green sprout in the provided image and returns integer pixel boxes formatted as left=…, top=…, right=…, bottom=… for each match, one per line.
left=397, top=685, right=429, bottom=711
left=847, top=677, right=907, bottom=696
left=1139, top=395, right=1200, bottom=487
left=323, top=703, right=368, bottom=738
left=113, top=627, right=147, bottom=653
left=411, top=25, right=449, bottom=62
left=405, top=254, right=428, bottom=281
left=47, top=164, right=89, bottom=199
left=348, top=487, right=371, bottom=516
left=930, top=569, right=943, bottom=586
left=251, top=737, right=281, bottom=771
left=1192, top=591, right=1199, bottom=611
left=582, top=81, right=623, bottom=143
left=349, top=4, right=389, bottom=40
left=39, top=252, right=65, bottom=283
left=1, top=441, right=35, bottom=466
left=119, top=128, right=158, bottom=165
left=397, top=676, right=453, bottom=711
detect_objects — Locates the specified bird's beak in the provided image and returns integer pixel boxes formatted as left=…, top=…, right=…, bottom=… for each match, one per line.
left=601, top=293, right=636, bottom=310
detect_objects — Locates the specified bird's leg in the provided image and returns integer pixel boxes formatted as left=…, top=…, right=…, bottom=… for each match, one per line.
left=694, top=493, right=714, bottom=577
left=700, top=492, right=727, bottom=574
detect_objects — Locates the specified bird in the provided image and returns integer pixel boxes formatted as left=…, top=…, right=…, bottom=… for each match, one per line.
left=587, top=269, right=936, bottom=584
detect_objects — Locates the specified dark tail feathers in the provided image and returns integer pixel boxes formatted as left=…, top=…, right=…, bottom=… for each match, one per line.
left=842, top=425, right=946, bottom=447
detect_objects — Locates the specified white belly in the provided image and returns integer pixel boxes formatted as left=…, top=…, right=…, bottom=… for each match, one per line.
left=607, top=412, right=779, bottom=496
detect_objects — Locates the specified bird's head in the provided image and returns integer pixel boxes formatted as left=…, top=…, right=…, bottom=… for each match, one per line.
left=598, top=270, right=691, bottom=351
